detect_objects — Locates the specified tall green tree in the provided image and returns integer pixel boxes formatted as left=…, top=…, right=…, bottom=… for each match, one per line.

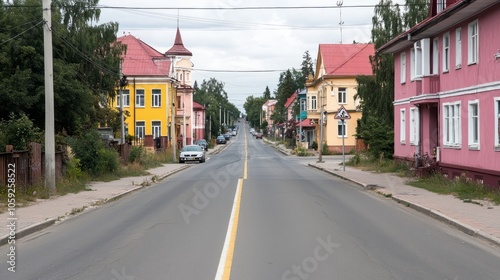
left=0, top=0, right=123, bottom=135
left=355, top=0, right=429, bottom=158
left=301, top=50, right=314, bottom=83
left=262, top=86, right=271, bottom=99
left=194, top=78, right=240, bottom=138
left=272, top=69, right=297, bottom=124
left=355, top=0, right=403, bottom=158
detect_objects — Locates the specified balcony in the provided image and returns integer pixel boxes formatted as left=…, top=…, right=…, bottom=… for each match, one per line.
left=417, top=75, right=440, bottom=95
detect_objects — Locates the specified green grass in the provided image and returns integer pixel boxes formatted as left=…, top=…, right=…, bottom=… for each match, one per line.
left=409, top=173, right=500, bottom=205
left=346, top=152, right=411, bottom=174
left=0, top=148, right=177, bottom=213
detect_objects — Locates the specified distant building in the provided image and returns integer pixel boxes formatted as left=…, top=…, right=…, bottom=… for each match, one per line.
left=306, top=43, right=374, bottom=152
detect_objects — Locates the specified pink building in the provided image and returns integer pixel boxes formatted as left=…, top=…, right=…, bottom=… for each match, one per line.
left=284, top=91, right=298, bottom=121
left=193, top=101, right=206, bottom=141
left=262, top=99, right=277, bottom=132
left=379, top=0, right=500, bottom=188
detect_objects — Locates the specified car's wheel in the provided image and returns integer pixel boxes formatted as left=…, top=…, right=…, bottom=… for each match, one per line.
left=200, top=156, right=205, bottom=163
left=179, top=159, right=184, bottom=163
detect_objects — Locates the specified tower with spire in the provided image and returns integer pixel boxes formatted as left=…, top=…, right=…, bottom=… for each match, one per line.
left=165, top=26, right=193, bottom=86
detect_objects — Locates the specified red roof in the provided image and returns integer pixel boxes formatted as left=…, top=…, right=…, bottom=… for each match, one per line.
left=117, top=35, right=171, bottom=76
left=318, top=44, right=374, bottom=76
left=165, top=27, right=192, bottom=57
left=284, top=91, right=298, bottom=108
left=193, top=101, right=205, bottom=110
left=298, top=119, right=314, bottom=128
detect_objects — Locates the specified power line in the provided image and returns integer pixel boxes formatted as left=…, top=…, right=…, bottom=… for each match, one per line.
left=0, top=20, right=45, bottom=46
left=96, top=5, right=402, bottom=10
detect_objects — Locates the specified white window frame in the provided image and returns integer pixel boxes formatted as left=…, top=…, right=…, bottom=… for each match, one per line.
left=135, top=89, right=145, bottom=107
left=152, top=89, right=161, bottom=107
left=494, top=98, right=500, bottom=149
left=437, top=0, right=446, bottom=13
left=400, top=109, right=406, bottom=144
left=442, top=32, right=450, bottom=72
left=468, top=100, right=480, bottom=150
left=152, top=121, right=161, bottom=139
left=410, top=41, right=423, bottom=80
left=300, top=99, right=306, bottom=112
left=443, top=102, right=462, bottom=147
left=338, top=87, right=347, bottom=104
left=468, top=20, right=478, bottom=65
left=135, top=121, right=145, bottom=139
left=455, top=28, right=462, bottom=69
left=337, top=120, right=347, bottom=137
left=432, top=38, right=439, bottom=75
left=409, top=107, right=419, bottom=145
left=311, top=95, right=317, bottom=110
left=116, top=89, right=130, bottom=107
left=400, top=52, right=406, bottom=84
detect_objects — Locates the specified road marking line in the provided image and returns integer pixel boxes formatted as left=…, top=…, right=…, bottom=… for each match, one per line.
left=214, top=178, right=243, bottom=280
left=244, top=128, right=248, bottom=179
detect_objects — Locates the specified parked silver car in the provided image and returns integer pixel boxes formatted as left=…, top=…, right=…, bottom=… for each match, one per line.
left=179, top=145, right=206, bottom=163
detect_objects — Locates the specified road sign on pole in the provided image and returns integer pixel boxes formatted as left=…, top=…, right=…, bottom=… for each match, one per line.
left=334, top=105, right=351, bottom=120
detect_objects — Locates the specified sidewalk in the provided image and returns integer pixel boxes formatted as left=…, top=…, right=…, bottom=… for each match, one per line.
left=268, top=140, right=500, bottom=247
left=0, top=144, right=226, bottom=245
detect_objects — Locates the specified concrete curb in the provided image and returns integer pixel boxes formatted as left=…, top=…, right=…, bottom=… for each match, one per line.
left=0, top=165, right=191, bottom=246
left=308, top=164, right=500, bottom=248
left=0, top=218, right=56, bottom=246
left=265, top=140, right=291, bottom=156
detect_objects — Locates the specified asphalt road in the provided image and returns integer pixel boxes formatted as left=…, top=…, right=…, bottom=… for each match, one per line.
left=1, top=125, right=500, bottom=280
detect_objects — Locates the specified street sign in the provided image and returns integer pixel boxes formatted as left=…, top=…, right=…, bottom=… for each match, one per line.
left=334, top=105, right=351, bottom=120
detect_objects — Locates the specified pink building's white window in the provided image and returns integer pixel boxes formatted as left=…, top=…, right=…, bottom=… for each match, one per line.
left=437, top=0, right=446, bottom=13
left=432, top=38, right=439, bottom=75
left=442, top=32, right=450, bottom=72
left=455, top=28, right=462, bottom=69
left=468, top=20, right=478, bottom=65
left=400, top=109, right=406, bottom=144
left=410, top=107, right=419, bottom=145
left=495, top=98, right=500, bottom=149
left=152, top=121, right=161, bottom=139
left=443, top=102, right=461, bottom=147
left=468, top=101, right=479, bottom=150
left=116, top=89, right=130, bottom=107
left=400, top=52, right=406, bottom=84
left=152, top=89, right=161, bottom=107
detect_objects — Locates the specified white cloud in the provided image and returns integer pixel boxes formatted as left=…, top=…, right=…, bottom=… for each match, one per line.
left=98, top=0, right=395, bottom=112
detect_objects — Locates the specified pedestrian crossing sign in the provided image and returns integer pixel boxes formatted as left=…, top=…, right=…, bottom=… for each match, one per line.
left=334, top=105, right=351, bottom=120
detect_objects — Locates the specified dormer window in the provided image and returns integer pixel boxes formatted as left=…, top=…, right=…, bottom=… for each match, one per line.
left=437, top=0, right=446, bottom=13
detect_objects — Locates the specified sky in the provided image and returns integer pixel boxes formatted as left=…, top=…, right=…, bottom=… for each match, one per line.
left=97, top=0, right=403, bottom=113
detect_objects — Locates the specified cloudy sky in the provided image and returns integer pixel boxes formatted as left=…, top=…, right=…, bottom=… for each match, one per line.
left=97, top=0, right=403, bottom=113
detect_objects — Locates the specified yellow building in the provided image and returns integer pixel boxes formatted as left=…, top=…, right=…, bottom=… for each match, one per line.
left=306, top=44, right=374, bottom=152
left=112, top=28, right=194, bottom=148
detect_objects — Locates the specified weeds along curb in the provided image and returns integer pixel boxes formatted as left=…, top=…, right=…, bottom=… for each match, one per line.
left=308, top=164, right=500, bottom=248
left=0, top=165, right=191, bottom=246
left=0, top=219, right=56, bottom=246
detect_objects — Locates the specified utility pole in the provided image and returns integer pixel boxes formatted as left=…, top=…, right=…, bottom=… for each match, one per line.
left=119, top=63, right=126, bottom=144
left=171, top=90, right=176, bottom=161
left=318, top=86, right=325, bottom=163
left=43, top=0, right=56, bottom=192
left=337, top=0, right=344, bottom=44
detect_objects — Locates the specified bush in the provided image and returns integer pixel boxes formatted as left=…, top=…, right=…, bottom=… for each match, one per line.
left=65, top=157, right=84, bottom=180
left=70, top=130, right=118, bottom=175
left=95, top=148, right=119, bottom=175
left=129, top=146, right=143, bottom=163
left=311, top=141, right=318, bottom=150
left=0, top=113, right=40, bottom=151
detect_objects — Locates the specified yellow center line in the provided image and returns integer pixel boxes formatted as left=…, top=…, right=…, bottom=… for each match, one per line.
left=215, top=125, right=248, bottom=280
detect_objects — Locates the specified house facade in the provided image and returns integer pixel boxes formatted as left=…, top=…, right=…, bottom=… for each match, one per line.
left=306, top=44, right=374, bottom=152
left=114, top=27, right=197, bottom=148
left=262, top=99, right=277, bottom=133
left=378, top=0, right=500, bottom=188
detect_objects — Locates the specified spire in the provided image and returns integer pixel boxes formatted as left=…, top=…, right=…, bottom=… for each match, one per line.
left=165, top=27, right=192, bottom=57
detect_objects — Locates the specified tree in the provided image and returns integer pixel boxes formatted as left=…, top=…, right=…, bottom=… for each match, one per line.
left=0, top=0, right=123, bottom=135
left=301, top=50, right=314, bottom=83
left=272, top=70, right=296, bottom=124
left=263, top=86, right=271, bottom=99
left=355, top=0, right=403, bottom=158
left=355, top=0, right=429, bottom=159
left=404, top=0, right=430, bottom=28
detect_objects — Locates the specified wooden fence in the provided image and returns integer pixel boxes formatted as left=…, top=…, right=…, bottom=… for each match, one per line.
left=0, top=143, right=63, bottom=190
